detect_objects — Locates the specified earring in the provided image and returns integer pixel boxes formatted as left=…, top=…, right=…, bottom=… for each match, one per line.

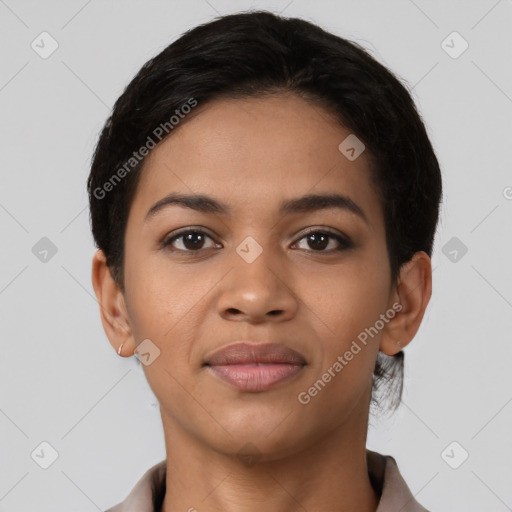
left=118, top=343, right=123, bottom=355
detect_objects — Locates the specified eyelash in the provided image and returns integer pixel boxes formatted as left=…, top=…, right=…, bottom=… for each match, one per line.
left=161, top=227, right=353, bottom=255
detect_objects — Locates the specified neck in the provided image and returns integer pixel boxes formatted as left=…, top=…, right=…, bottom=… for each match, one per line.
left=160, top=405, right=379, bottom=512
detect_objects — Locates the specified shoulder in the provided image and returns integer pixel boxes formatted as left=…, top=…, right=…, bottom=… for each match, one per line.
left=104, top=459, right=166, bottom=512
left=366, top=449, right=431, bottom=512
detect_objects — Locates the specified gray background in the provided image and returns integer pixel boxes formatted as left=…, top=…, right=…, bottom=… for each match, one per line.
left=1, top=0, right=511, bottom=511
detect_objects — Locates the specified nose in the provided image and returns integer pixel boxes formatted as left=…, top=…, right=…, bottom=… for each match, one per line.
left=217, top=243, right=298, bottom=324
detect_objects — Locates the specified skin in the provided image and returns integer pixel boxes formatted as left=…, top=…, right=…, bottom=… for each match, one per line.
left=92, top=93, right=432, bottom=512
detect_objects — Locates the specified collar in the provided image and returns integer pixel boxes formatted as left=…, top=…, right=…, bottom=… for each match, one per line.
left=105, top=449, right=429, bottom=512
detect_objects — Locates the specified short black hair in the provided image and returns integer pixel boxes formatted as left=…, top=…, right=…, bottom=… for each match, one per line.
left=87, top=10, right=443, bottom=415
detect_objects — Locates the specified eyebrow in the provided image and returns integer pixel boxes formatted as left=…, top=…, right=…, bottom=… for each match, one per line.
left=145, top=192, right=370, bottom=226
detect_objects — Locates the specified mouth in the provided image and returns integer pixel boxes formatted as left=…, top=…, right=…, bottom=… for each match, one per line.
left=203, top=342, right=306, bottom=392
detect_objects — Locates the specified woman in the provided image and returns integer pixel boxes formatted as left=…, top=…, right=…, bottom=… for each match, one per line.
left=88, top=10, right=441, bottom=512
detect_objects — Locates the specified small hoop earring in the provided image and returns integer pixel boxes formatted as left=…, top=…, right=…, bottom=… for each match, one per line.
left=117, top=343, right=123, bottom=355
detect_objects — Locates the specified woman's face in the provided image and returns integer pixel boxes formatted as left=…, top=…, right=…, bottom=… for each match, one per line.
left=121, top=93, right=397, bottom=458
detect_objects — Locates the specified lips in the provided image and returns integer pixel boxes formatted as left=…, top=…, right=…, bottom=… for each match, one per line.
left=204, top=342, right=306, bottom=392
left=205, top=342, right=306, bottom=366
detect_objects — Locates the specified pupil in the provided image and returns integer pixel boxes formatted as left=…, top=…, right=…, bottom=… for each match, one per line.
left=309, top=233, right=328, bottom=250
left=180, top=232, right=331, bottom=251
left=184, top=232, right=204, bottom=250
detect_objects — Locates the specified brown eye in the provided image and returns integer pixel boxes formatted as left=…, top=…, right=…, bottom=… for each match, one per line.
left=293, top=229, right=352, bottom=253
left=162, top=229, right=218, bottom=252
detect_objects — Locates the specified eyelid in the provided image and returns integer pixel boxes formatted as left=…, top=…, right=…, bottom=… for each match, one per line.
left=161, top=225, right=352, bottom=253
left=295, top=225, right=349, bottom=240
left=161, top=226, right=219, bottom=249
left=292, top=226, right=353, bottom=250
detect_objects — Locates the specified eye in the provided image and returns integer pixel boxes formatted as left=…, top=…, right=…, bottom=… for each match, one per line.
left=292, top=228, right=352, bottom=253
left=162, top=229, right=219, bottom=253
left=161, top=227, right=352, bottom=254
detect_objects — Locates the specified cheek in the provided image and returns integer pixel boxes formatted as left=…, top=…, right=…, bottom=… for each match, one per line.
left=304, top=261, right=387, bottom=336
left=123, top=259, right=206, bottom=405
left=294, top=275, right=383, bottom=422
left=301, top=259, right=389, bottom=388
left=124, top=249, right=190, bottom=335
left=123, top=253, right=221, bottom=367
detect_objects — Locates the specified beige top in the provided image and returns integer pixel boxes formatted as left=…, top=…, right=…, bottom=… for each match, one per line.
left=105, top=449, right=430, bottom=512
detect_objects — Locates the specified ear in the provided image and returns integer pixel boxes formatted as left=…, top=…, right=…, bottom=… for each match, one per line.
left=91, top=249, right=136, bottom=357
left=379, top=251, right=432, bottom=356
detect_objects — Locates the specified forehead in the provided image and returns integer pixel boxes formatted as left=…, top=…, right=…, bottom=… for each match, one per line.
left=129, top=94, right=383, bottom=229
